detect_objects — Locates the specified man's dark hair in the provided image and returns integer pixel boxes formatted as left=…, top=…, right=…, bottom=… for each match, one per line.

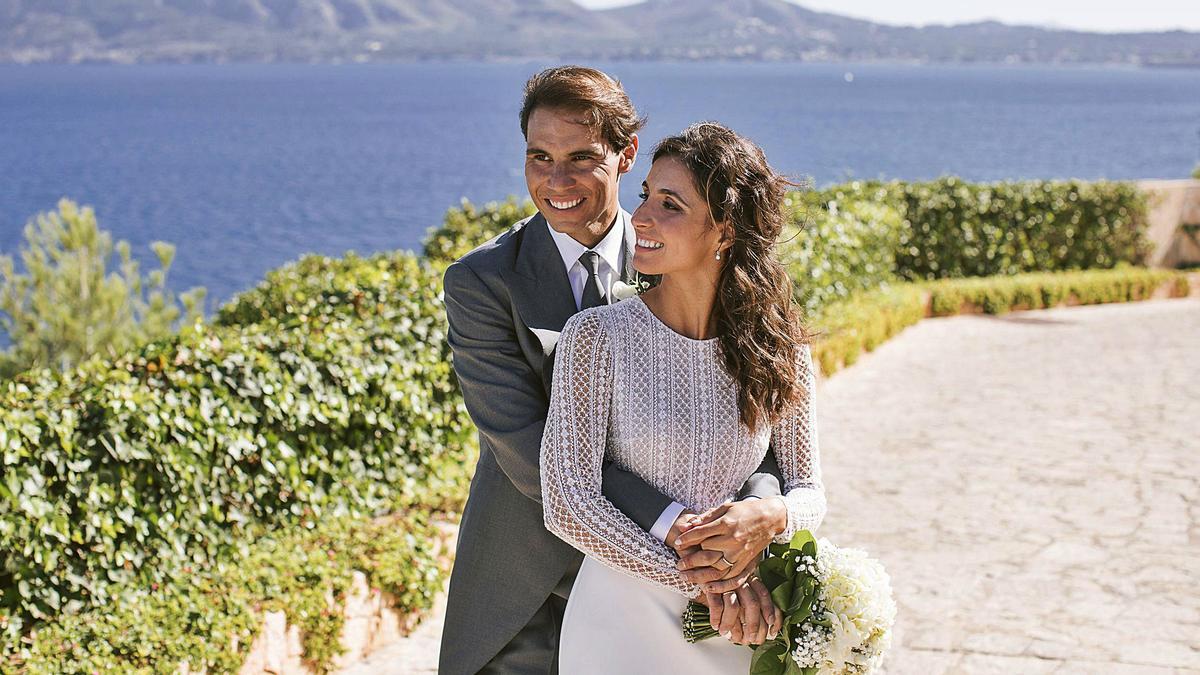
left=520, top=65, right=646, bottom=153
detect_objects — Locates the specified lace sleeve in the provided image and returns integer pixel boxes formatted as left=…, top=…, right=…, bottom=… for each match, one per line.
left=771, top=343, right=827, bottom=544
left=540, top=311, right=701, bottom=597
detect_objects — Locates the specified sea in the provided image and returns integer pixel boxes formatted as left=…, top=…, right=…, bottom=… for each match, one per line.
left=2, top=61, right=1199, bottom=308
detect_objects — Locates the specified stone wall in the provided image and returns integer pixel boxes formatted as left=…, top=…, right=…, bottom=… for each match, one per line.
left=1138, top=179, right=1200, bottom=268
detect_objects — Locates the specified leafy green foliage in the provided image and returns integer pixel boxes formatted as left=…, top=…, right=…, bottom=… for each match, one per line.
left=421, top=196, right=536, bottom=268
left=1192, top=165, right=1200, bottom=180
left=923, top=265, right=1184, bottom=317
left=5, top=511, right=448, bottom=674
left=810, top=267, right=1188, bottom=377
left=0, top=250, right=473, bottom=652
left=0, top=199, right=205, bottom=378
left=780, top=186, right=904, bottom=315
left=884, top=177, right=1152, bottom=279
left=808, top=284, right=927, bottom=377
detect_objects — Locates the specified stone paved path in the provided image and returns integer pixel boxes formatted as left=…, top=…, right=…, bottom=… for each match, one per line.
left=346, top=298, right=1200, bottom=674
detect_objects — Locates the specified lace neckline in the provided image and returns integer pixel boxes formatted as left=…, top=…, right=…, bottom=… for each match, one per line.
left=632, top=296, right=719, bottom=347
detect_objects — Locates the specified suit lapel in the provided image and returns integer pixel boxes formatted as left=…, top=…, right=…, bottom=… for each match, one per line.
left=619, top=209, right=637, bottom=285
left=504, top=212, right=578, bottom=348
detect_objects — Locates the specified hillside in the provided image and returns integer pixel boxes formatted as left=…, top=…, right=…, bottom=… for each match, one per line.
left=0, top=0, right=1197, bottom=65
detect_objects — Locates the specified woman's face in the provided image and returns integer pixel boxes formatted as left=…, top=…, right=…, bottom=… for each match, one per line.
left=630, top=156, right=727, bottom=277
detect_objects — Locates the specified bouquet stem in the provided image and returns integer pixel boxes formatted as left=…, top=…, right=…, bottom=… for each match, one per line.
left=682, top=601, right=720, bottom=643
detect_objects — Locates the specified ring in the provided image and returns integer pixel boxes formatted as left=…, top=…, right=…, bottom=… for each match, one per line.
left=714, top=554, right=733, bottom=571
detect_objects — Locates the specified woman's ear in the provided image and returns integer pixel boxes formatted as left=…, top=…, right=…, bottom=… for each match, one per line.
left=716, top=222, right=735, bottom=253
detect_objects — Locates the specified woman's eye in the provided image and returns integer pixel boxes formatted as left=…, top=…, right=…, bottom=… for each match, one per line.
left=637, top=191, right=648, bottom=201
left=663, top=200, right=679, bottom=211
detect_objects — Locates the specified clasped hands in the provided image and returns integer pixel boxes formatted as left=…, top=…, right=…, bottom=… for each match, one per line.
left=668, top=497, right=788, bottom=646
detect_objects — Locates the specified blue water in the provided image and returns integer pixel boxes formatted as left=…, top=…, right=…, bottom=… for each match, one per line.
left=2, top=61, right=1199, bottom=307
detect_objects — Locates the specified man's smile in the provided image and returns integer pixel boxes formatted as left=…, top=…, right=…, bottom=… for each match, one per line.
left=547, top=197, right=586, bottom=211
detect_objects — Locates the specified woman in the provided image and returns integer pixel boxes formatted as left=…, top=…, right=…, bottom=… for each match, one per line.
left=540, top=122, right=826, bottom=673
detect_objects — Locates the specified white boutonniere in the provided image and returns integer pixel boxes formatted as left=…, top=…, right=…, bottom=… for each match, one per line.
left=613, top=271, right=654, bottom=301
left=611, top=281, right=639, bottom=301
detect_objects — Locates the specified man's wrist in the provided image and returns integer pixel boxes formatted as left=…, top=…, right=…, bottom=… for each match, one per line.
left=665, top=508, right=697, bottom=547
left=652, top=501, right=689, bottom=543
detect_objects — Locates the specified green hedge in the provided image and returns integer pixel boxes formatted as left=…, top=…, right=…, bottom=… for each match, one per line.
left=810, top=267, right=1189, bottom=376
left=422, top=196, right=535, bottom=267
left=924, top=265, right=1186, bottom=317
left=886, top=177, right=1151, bottom=279
left=780, top=186, right=904, bottom=314
left=0, top=251, right=474, bottom=649
left=808, top=284, right=927, bottom=377
left=5, top=511, right=447, bottom=674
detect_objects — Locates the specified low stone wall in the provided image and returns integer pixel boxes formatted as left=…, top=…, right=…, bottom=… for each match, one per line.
left=1139, top=179, right=1200, bottom=268
left=177, top=520, right=458, bottom=675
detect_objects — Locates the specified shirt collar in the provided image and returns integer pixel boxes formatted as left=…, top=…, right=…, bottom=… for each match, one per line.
left=547, top=208, right=628, bottom=275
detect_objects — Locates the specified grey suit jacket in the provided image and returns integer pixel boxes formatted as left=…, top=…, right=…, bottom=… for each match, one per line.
left=438, top=211, right=783, bottom=675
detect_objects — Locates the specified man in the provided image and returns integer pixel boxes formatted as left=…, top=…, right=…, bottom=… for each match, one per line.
left=439, top=66, right=785, bottom=674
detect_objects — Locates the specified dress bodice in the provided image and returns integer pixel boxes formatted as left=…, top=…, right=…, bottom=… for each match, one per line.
left=541, top=296, right=825, bottom=596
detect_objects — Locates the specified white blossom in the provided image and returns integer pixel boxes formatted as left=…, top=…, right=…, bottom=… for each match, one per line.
left=611, top=281, right=639, bottom=300
left=788, top=539, right=896, bottom=674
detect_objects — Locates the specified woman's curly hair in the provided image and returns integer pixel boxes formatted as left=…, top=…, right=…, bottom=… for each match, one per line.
left=653, top=122, right=811, bottom=431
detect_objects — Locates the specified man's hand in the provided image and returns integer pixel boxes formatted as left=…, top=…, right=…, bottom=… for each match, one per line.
left=705, top=576, right=780, bottom=646
left=666, top=509, right=699, bottom=552
left=674, top=498, right=787, bottom=593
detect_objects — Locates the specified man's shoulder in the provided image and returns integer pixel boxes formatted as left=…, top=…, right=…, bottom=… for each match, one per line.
left=451, top=213, right=538, bottom=276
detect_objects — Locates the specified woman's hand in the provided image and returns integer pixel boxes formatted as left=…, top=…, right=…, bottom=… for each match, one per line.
left=674, top=498, right=787, bottom=593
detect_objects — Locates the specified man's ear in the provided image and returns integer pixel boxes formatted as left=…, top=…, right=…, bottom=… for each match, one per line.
left=617, top=134, right=639, bottom=174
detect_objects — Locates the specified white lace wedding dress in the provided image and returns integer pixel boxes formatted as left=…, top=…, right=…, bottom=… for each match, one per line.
left=540, top=296, right=826, bottom=674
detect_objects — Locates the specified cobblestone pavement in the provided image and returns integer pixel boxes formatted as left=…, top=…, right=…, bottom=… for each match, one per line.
left=348, top=298, right=1200, bottom=674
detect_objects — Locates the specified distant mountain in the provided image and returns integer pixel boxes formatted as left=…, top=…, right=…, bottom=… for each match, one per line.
left=1, top=0, right=1197, bottom=65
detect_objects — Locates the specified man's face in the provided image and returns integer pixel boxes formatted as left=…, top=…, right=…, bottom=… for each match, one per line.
left=525, top=106, right=637, bottom=248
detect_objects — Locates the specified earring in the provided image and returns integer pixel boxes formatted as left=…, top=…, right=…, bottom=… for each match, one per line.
left=715, top=250, right=722, bottom=260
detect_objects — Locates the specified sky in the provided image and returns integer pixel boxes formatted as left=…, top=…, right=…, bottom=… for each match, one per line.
left=574, top=0, right=1200, bottom=33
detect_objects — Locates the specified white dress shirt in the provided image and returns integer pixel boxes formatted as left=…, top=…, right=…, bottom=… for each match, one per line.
left=546, top=214, right=686, bottom=542
left=547, top=217, right=625, bottom=310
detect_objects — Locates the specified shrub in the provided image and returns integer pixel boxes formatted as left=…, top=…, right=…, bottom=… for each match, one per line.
left=781, top=185, right=903, bottom=315
left=5, top=511, right=447, bottom=674
left=422, top=196, right=535, bottom=267
left=809, top=267, right=1188, bottom=376
left=0, top=251, right=473, bottom=646
left=924, top=266, right=1184, bottom=316
left=807, top=284, right=927, bottom=377
left=888, top=177, right=1152, bottom=280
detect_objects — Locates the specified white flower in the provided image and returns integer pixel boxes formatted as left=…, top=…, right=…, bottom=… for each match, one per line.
left=788, top=540, right=896, bottom=674
left=611, top=281, right=639, bottom=300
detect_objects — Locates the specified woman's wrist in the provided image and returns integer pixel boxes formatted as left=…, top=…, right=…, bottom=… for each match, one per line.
left=769, top=495, right=789, bottom=537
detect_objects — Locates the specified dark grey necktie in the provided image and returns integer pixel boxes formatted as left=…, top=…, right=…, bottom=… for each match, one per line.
left=579, top=251, right=607, bottom=310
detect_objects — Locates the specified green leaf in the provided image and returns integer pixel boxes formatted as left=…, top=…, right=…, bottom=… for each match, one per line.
left=750, top=640, right=789, bottom=675
left=770, top=578, right=796, bottom=612
left=789, top=529, right=815, bottom=552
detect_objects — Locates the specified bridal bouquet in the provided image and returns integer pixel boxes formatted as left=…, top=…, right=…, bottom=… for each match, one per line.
left=682, top=531, right=896, bottom=675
